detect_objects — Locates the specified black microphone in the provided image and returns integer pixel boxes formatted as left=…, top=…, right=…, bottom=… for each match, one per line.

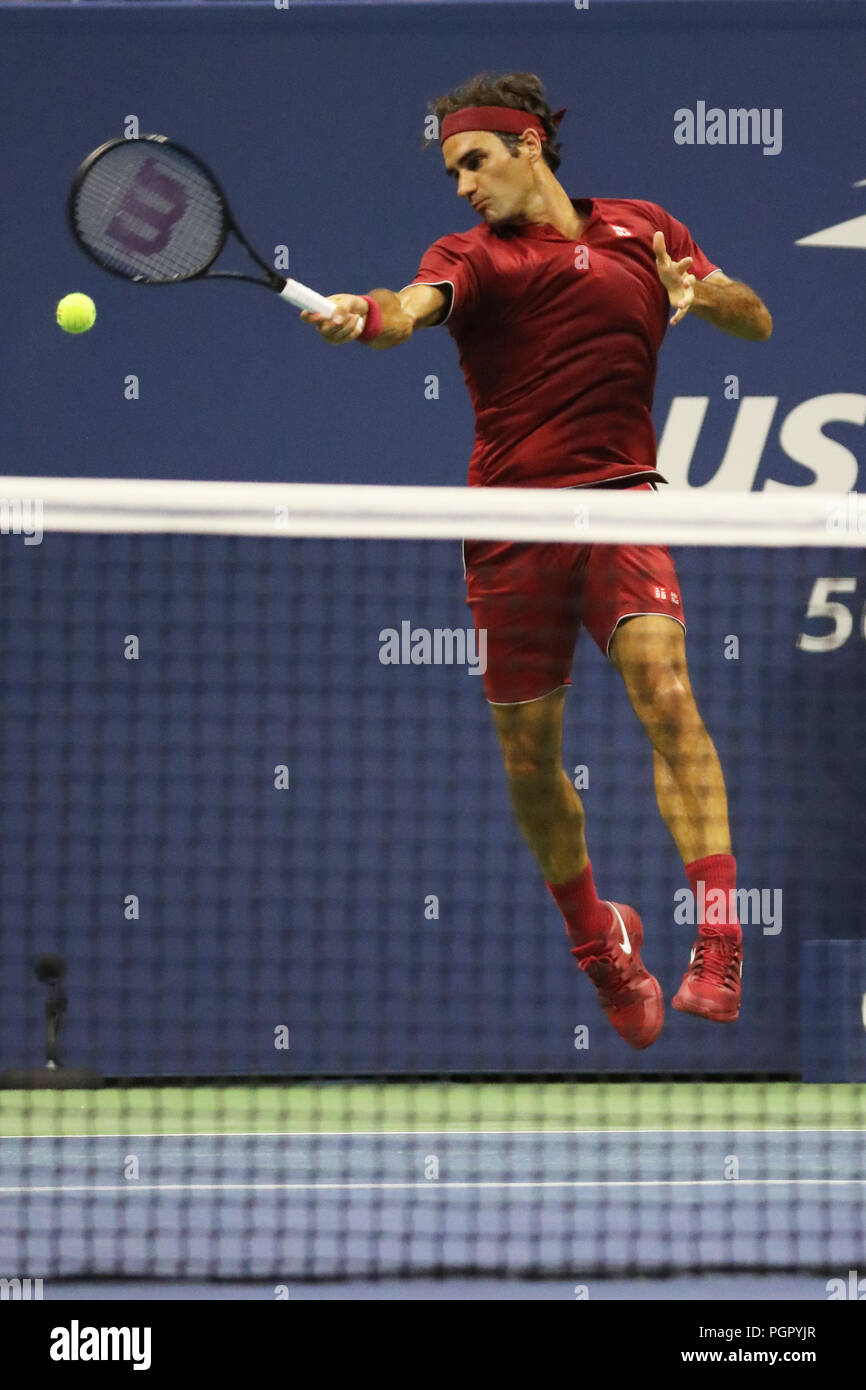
left=36, top=954, right=68, bottom=1068
left=0, top=953, right=102, bottom=1090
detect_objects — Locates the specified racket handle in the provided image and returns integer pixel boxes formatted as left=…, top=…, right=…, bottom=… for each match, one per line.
left=279, top=279, right=336, bottom=318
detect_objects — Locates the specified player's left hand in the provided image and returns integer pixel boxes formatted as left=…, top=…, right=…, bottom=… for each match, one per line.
left=653, top=231, right=696, bottom=326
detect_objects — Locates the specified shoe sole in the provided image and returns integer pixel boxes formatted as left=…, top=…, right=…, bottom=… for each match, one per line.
left=627, top=973, right=665, bottom=1049
left=671, top=990, right=739, bottom=1023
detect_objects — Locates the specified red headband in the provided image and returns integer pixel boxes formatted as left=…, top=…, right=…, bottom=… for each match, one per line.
left=440, top=105, right=567, bottom=144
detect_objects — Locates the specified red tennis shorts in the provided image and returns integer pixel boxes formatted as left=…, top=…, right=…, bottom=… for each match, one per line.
left=463, top=484, right=686, bottom=705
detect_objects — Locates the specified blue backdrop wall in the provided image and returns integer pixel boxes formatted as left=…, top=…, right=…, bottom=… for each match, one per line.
left=1, top=0, right=865, bottom=1075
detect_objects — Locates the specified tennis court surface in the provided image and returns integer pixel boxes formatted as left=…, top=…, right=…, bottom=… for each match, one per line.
left=2, top=1083, right=865, bottom=1297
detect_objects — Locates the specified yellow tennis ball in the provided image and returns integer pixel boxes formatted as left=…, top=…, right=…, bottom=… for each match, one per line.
left=56, top=293, right=96, bottom=334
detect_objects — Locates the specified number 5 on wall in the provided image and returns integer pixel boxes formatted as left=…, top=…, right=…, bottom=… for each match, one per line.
left=796, top=577, right=861, bottom=652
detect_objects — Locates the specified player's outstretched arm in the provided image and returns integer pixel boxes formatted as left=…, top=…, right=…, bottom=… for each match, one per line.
left=300, top=285, right=447, bottom=348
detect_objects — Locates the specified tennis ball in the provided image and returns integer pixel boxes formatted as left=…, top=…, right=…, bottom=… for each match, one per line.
left=56, top=292, right=96, bottom=334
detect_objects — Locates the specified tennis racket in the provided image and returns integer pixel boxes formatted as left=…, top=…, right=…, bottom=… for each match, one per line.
left=67, top=135, right=336, bottom=318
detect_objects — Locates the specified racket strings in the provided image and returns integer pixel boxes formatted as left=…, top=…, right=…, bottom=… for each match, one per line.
left=71, top=141, right=226, bottom=282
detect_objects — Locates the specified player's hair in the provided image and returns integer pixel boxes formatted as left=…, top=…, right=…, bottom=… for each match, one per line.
left=428, top=72, right=562, bottom=173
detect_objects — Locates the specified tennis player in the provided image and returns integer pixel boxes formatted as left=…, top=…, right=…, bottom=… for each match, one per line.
left=302, top=72, right=772, bottom=1049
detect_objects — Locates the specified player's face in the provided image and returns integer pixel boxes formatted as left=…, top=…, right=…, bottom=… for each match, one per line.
left=442, top=130, right=534, bottom=226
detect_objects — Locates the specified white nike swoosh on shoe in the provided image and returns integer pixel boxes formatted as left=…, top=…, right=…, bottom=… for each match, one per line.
left=607, top=902, right=632, bottom=955
left=689, top=946, right=696, bottom=965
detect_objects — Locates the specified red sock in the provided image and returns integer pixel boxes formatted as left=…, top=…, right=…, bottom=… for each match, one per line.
left=685, top=853, right=742, bottom=943
left=546, top=862, right=611, bottom=950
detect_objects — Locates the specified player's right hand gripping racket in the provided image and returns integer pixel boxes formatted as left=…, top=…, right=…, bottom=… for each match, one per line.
left=68, top=135, right=336, bottom=318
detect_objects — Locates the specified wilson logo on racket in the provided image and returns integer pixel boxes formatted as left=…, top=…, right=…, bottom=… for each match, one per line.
left=107, top=159, right=188, bottom=256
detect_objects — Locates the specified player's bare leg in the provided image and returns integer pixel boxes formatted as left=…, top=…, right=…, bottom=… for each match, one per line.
left=609, top=615, right=729, bottom=862
left=490, top=687, right=587, bottom=883
left=610, top=614, right=743, bottom=1021
left=491, top=687, right=663, bottom=1049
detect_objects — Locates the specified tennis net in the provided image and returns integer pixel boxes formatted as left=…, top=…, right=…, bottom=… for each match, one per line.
left=1, top=476, right=865, bottom=1287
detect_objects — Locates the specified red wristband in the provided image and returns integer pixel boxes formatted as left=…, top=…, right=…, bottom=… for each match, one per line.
left=359, top=295, right=384, bottom=342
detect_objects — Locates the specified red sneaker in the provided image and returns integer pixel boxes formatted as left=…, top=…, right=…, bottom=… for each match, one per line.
left=571, top=903, right=664, bottom=1050
left=672, top=931, right=743, bottom=1022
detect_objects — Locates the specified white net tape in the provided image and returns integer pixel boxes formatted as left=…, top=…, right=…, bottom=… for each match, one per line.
left=2, top=475, right=866, bottom=545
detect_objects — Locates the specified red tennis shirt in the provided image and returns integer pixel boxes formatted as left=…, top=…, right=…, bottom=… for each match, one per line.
left=407, top=197, right=720, bottom=489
